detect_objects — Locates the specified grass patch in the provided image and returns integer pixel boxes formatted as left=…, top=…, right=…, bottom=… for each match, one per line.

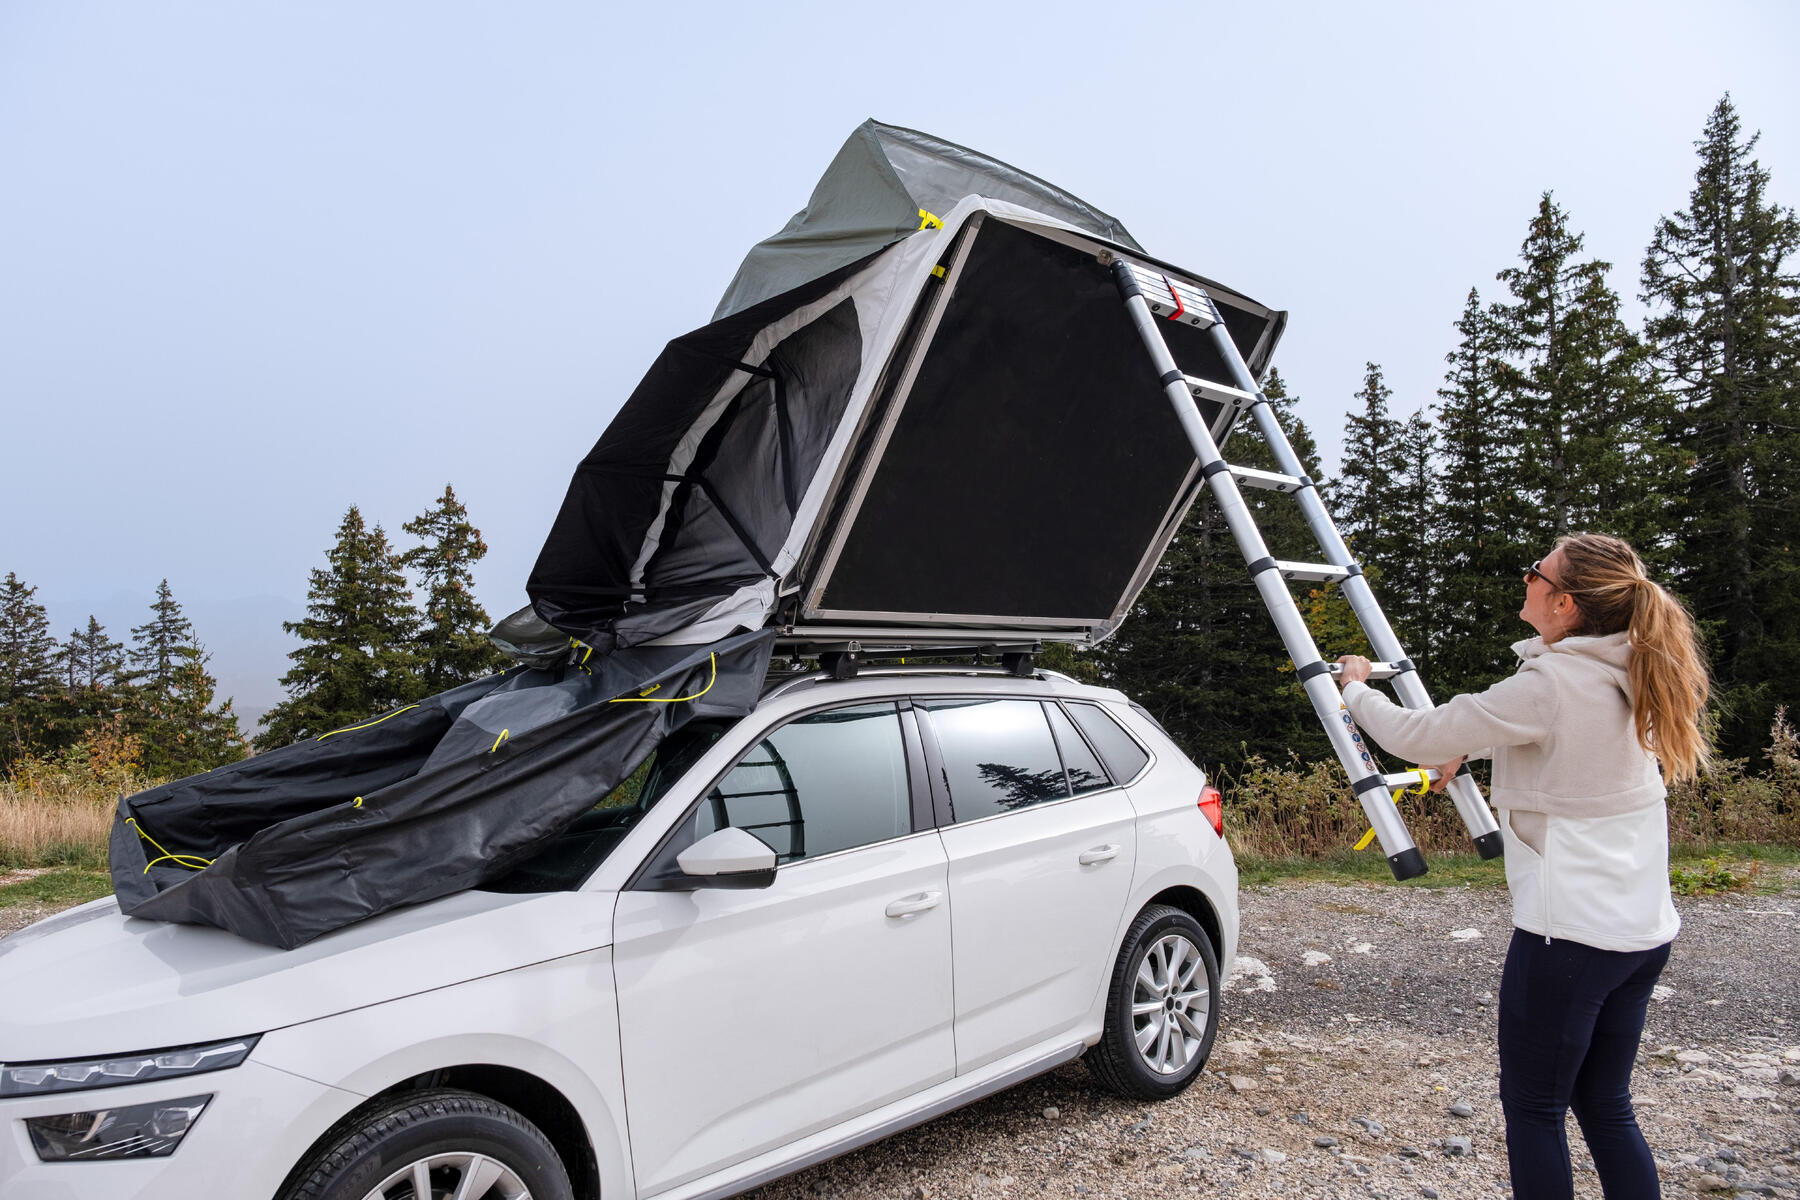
left=1233, top=847, right=1508, bottom=888
left=0, top=869, right=113, bottom=909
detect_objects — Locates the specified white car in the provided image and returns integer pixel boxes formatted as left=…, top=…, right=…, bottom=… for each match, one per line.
left=0, top=666, right=1237, bottom=1200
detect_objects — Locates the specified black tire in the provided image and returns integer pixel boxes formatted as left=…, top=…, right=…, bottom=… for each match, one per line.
left=1084, top=904, right=1221, bottom=1101
left=281, top=1088, right=574, bottom=1200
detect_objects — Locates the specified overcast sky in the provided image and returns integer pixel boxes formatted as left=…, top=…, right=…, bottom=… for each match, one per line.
left=2, top=1, right=1796, bottom=712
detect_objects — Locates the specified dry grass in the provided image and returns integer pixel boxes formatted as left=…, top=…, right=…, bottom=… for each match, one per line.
left=0, top=718, right=151, bottom=871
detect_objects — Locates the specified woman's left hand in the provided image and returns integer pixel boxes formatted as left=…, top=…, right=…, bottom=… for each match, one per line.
left=1336, top=655, right=1373, bottom=685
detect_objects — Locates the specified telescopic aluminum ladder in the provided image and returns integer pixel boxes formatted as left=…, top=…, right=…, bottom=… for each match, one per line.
left=1104, top=253, right=1503, bottom=879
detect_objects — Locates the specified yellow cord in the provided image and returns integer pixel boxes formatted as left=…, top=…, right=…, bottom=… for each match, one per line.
left=608, top=654, right=718, bottom=704
left=490, top=729, right=510, bottom=752
left=127, top=817, right=214, bottom=874
left=316, top=705, right=420, bottom=741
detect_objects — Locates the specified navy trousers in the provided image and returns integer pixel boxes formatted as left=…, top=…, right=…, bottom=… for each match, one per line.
left=1497, top=928, right=1671, bottom=1199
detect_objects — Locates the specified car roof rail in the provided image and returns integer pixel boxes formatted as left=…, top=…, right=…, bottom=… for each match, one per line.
left=762, top=661, right=1067, bottom=701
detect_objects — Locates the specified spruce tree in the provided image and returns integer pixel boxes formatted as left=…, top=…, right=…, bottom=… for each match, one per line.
left=1383, top=408, right=1440, bottom=669
left=1642, top=95, right=1800, bottom=759
left=1492, top=195, right=1667, bottom=556
left=0, top=572, right=59, bottom=767
left=47, top=616, right=130, bottom=754
left=260, top=506, right=422, bottom=748
left=1094, top=370, right=1329, bottom=771
left=62, top=616, right=125, bottom=693
left=1433, top=289, right=1528, bottom=695
left=125, top=581, right=245, bottom=777
left=1336, top=363, right=1405, bottom=567
left=402, top=485, right=505, bottom=693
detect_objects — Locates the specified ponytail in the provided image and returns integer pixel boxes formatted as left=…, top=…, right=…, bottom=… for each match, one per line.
left=1556, top=534, right=1711, bottom=782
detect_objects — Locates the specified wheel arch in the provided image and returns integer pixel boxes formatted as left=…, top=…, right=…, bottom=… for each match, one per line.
left=272, top=1064, right=601, bottom=1200
left=1144, top=884, right=1223, bottom=961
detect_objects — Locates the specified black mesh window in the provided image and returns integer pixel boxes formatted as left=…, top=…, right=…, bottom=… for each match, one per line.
left=1045, top=702, right=1111, bottom=794
left=695, top=702, right=911, bottom=862
left=922, top=699, right=1071, bottom=822
left=1065, top=702, right=1150, bottom=783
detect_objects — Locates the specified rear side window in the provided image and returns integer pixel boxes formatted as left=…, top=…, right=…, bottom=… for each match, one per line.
left=694, top=702, right=912, bottom=862
left=1065, top=701, right=1150, bottom=783
left=1044, top=702, right=1111, bottom=794
left=922, top=698, right=1070, bottom=822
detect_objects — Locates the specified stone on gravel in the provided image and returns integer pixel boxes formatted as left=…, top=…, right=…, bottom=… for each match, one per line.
left=1040, top=1107, right=1058, bottom=1119
left=1399, top=1144, right=1422, bottom=1157
left=1779, top=1068, right=1800, bottom=1086
left=1696, top=1175, right=1731, bottom=1192
left=1227, top=1075, right=1259, bottom=1093
left=1677, top=1049, right=1714, bottom=1066
left=1313, top=1135, right=1338, bottom=1148
left=1353, top=1116, right=1386, bottom=1135
left=1302, top=950, right=1332, bottom=966
left=1444, top=1137, right=1472, bottom=1157
left=1124, top=1118, right=1150, bottom=1135
left=1449, top=1101, right=1474, bottom=1118
left=1261, top=1148, right=1287, bottom=1165
left=1420, top=1188, right=1439, bottom=1199
left=1449, top=928, right=1482, bottom=940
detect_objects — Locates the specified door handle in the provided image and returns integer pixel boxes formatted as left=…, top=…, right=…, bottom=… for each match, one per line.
left=1078, top=844, right=1121, bottom=866
left=885, top=891, right=943, bottom=918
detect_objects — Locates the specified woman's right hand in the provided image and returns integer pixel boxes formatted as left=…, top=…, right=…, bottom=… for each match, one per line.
left=1428, top=756, right=1467, bottom=792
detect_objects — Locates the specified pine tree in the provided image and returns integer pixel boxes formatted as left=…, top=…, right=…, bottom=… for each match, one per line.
left=1492, top=194, right=1667, bottom=555
left=1336, top=363, right=1406, bottom=567
left=1433, top=289, right=1527, bottom=695
left=61, top=616, right=125, bottom=693
left=1383, top=408, right=1440, bottom=668
left=1094, top=371, right=1329, bottom=772
left=125, top=581, right=245, bottom=777
left=402, top=485, right=505, bottom=693
left=260, top=506, right=422, bottom=748
left=0, top=572, right=60, bottom=767
left=1642, top=95, right=1800, bottom=760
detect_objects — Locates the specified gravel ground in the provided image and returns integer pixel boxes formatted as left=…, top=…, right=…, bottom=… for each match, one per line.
left=5, top=873, right=1796, bottom=1198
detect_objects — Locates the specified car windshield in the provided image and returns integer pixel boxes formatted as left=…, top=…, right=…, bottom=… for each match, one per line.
left=481, top=718, right=737, bottom=893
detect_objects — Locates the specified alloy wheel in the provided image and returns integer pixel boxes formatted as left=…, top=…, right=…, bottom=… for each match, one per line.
left=359, top=1151, right=532, bottom=1200
left=1130, top=932, right=1210, bottom=1075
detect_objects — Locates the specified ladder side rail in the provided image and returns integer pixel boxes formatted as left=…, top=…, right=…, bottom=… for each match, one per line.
left=1199, top=319, right=1503, bottom=857
left=1112, top=262, right=1426, bottom=880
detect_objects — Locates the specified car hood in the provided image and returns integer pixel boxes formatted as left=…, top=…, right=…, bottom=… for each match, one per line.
left=0, top=888, right=616, bottom=1062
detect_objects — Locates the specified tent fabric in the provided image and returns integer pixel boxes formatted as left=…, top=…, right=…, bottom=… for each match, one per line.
left=528, top=196, right=1287, bottom=654
left=712, top=120, right=1142, bottom=323
left=110, top=630, right=775, bottom=948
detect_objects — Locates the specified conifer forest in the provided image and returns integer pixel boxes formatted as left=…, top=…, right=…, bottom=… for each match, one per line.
left=2, top=98, right=1796, bottom=835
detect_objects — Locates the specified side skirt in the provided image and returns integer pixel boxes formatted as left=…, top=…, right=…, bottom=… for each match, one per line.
left=652, top=1042, right=1087, bottom=1200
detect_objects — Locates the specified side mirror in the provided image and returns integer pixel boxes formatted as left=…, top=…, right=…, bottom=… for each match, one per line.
left=675, top=827, right=778, bottom=889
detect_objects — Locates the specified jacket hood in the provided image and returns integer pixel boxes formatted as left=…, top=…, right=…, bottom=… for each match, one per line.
left=1514, top=632, right=1633, bottom=692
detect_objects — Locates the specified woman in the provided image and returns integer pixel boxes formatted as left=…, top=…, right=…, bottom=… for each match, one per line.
left=1336, top=532, right=1709, bottom=1200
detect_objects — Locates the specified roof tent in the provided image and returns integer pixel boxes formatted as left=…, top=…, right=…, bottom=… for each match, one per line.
left=528, top=121, right=1285, bottom=656
left=110, top=120, right=1286, bottom=948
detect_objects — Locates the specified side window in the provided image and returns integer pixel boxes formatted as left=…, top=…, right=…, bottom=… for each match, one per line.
left=921, top=699, right=1070, bottom=822
left=1045, top=702, right=1111, bottom=794
left=1065, top=701, right=1151, bottom=783
left=694, top=702, right=912, bottom=863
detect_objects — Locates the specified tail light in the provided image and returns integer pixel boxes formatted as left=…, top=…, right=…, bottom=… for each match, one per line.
left=1198, top=785, right=1224, bottom=836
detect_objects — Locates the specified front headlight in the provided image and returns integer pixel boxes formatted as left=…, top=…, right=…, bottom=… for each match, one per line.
left=26, top=1094, right=211, bottom=1161
left=0, top=1035, right=258, bottom=1097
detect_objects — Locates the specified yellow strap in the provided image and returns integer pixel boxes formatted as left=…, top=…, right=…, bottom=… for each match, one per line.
left=127, top=817, right=214, bottom=874
left=351, top=796, right=364, bottom=808
left=316, top=705, right=420, bottom=741
left=608, top=654, right=718, bottom=704
left=918, top=208, right=943, bottom=230
left=931, top=265, right=946, bottom=279
left=1351, top=769, right=1434, bottom=850
left=490, top=729, right=510, bottom=752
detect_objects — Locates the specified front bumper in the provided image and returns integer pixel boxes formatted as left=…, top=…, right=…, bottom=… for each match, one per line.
left=0, top=1059, right=358, bottom=1199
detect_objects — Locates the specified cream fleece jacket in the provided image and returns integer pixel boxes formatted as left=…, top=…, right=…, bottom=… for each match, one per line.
left=1342, top=632, right=1679, bottom=951
left=1340, top=632, right=1664, bottom=818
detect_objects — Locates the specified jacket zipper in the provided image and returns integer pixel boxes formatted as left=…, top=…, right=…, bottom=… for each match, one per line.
left=1540, top=824, right=1552, bottom=944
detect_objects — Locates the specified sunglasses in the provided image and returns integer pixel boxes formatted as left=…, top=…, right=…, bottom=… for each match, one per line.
left=1523, top=559, right=1563, bottom=590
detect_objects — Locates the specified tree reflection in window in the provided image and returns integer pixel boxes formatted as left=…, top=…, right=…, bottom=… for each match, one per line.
left=973, top=761, right=1071, bottom=810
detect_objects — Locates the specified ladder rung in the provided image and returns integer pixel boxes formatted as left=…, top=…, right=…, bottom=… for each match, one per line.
left=1323, top=660, right=1408, bottom=681
left=1182, top=374, right=1259, bottom=409
left=1125, top=263, right=1221, bottom=329
left=1227, top=465, right=1306, bottom=493
left=1271, top=560, right=1349, bottom=583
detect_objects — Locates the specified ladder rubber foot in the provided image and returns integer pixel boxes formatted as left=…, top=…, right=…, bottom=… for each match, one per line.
left=1473, top=830, right=1505, bottom=860
left=1387, top=847, right=1428, bottom=881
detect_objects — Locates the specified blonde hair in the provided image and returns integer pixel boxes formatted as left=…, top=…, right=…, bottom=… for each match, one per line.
left=1554, top=533, right=1711, bottom=782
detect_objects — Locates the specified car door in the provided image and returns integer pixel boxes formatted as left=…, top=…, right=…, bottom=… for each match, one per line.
left=611, top=700, right=953, bottom=1197
left=920, top=696, right=1137, bottom=1073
